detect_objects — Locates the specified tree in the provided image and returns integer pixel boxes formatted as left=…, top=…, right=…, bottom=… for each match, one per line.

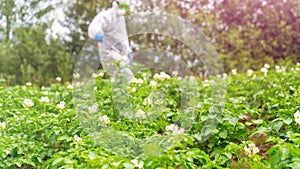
left=0, top=0, right=56, bottom=42
left=0, top=0, right=74, bottom=85
left=60, top=0, right=300, bottom=76
left=214, top=0, right=300, bottom=71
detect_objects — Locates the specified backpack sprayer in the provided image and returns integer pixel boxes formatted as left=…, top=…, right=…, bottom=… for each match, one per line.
left=96, top=42, right=133, bottom=65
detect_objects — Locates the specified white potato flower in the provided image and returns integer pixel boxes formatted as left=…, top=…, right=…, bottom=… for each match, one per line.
left=39, top=96, right=50, bottom=103
left=42, top=91, right=49, bottom=95
left=173, top=127, right=184, bottom=135
left=244, top=142, right=260, bottom=157
left=0, top=122, right=6, bottom=129
left=253, top=147, right=260, bottom=154
left=294, top=111, right=300, bottom=125
left=129, top=87, right=136, bottom=92
left=203, top=79, right=210, bottom=87
left=56, top=77, right=62, bottom=82
left=143, top=97, right=153, bottom=106
left=264, top=63, right=270, bottom=69
left=129, top=78, right=138, bottom=84
left=153, top=73, right=160, bottom=79
left=67, top=84, right=73, bottom=89
left=74, top=134, right=82, bottom=143
left=130, top=78, right=144, bottom=84
left=98, top=72, right=104, bottom=77
left=13, top=114, right=20, bottom=121
left=166, top=123, right=177, bottom=131
left=248, top=142, right=256, bottom=150
left=56, top=101, right=65, bottom=109
left=160, top=71, right=171, bottom=79
left=244, top=146, right=252, bottom=157
left=136, top=109, right=146, bottom=118
left=260, top=67, right=268, bottom=76
left=260, top=67, right=267, bottom=73
left=26, top=82, right=32, bottom=86
left=172, top=71, right=178, bottom=76
left=98, top=115, right=110, bottom=125
left=75, top=82, right=81, bottom=87
left=247, top=69, right=254, bottom=76
left=150, top=80, right=157, bottom=87
left=231, top=69, right=237, bottom=75
left=92, top=73, right=98, bottom=78
left=137, top=78, right=144, bottom=84
left=88, top=104, right=98, bottom=114
left=153, top=72, right=171, bottom=80
left=131, top=159, right=144, bottom=169
left=142, top=73, right=148, bottom=78
left=73, top=73, right=80, bottom=79
left=23, top=99, right=34, bottom=108
left=166, top=123, right=184, bottom=135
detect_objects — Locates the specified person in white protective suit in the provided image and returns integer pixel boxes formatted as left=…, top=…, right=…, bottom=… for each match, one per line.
left=88, top=0, right=134, bottom=82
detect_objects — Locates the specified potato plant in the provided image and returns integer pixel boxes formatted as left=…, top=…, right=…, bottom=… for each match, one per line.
left=0, top=64, right=299, bottom=168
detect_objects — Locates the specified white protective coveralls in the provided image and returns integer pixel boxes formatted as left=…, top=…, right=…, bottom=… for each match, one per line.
left=88, top=1, right=134, bottom=82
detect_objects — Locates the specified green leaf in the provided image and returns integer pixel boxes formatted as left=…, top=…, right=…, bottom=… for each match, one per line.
left=62, top=165, right=74, bottom=169
left=288, top=162, right=300, bottom=169
left=252, top=119, right=264, bottom=125
left=52, top=157, right=64, bottom=166
left=228, top=117, right=239, bottom=126
left=101, top=164, right=109, bottom=169
left=88, top=150, right=97, bottom=160
left=208, top=114, right=217, bottom=119
left=211, top=149, right=222, bottom=159
left=194, top=133, right=202, bottom=141
left=183, top=135, right=194, bottom=145
left=283, top=118, right=293, bottom=125
left=219, top=129, right=227, bottom=139
left=112, top=161, right=122, bottom=167
left=145, top=161, right=153, bottom=167
left=281, top=147, right=290, bottom=161
left=16, top=161, right=22, bottom=167
left=268, top=146, right=281, bottom=167
left=224, top=152, right=232, bottom=159
left=201, top=116, right=209, bottom=121
left=288, top=158, right=300, bottom=169
left=64, top=157, right=74, bottom=164
left=272, top=120, right=284, bottom=132
left=123, top=162, right=135, bottom=169
left=187, top=156, right=193, bottom=162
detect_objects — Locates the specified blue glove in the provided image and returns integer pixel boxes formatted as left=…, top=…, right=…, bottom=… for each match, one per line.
left=128, top=51, right=133, bottom=65
left=94, top=33, right=104, bottom=42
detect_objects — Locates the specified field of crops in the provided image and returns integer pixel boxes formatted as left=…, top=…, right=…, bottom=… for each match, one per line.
left=0, top=64, right=300, bottom=169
